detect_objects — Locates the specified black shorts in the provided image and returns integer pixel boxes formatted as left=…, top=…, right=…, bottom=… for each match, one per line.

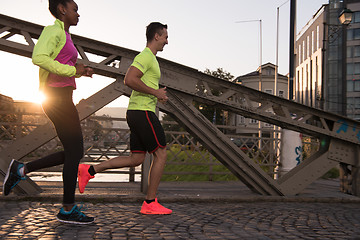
left=126, top=110, right=166, bottom=153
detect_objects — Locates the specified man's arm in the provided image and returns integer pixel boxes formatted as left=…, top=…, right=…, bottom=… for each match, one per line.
left=124, top=66, right=168, bottom=101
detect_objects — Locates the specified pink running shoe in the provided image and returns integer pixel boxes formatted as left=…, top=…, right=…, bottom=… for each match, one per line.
left=78, top=164, right=94, bottom=193
left=140, top=198, right=172, bottom=215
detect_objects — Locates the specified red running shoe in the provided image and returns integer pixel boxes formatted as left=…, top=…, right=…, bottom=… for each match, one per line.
left=78, top=164, right=94, bottom=193
left=140, top=198, right=172, bottom=215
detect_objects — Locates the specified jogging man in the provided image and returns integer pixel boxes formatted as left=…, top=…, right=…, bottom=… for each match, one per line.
left=78, top=22, right=171, bottom=214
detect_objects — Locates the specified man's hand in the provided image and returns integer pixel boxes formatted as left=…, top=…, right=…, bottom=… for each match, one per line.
left=156, top=87, right=168, bottom=103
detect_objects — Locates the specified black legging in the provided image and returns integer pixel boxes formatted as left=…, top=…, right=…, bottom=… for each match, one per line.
left=25, top=86, right=84, bottom=205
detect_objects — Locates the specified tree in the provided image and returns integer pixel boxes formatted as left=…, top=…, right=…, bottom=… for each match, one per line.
left=162, top=67, right=234, bottom=128
left=195, top=68, right=234, bottom=125
left=204, top=67, right=234, bottom=81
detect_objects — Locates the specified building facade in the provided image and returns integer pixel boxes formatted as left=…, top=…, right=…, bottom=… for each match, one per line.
left=295, top=0, right=360, bottom=119
left=231, top=63, right=288, bottom=135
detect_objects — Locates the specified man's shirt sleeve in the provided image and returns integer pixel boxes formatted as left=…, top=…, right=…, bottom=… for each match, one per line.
left=131, top=52, right=149, bottom=74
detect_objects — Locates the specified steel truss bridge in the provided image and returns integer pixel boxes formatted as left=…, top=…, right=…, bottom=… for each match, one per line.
left=1, top=14, right=359, bottom=196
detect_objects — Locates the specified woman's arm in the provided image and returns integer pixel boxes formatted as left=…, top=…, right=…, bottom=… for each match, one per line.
left=32, top=26, right=77, bottom=76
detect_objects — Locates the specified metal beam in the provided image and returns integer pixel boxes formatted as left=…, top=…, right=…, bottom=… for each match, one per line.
left=1, top=13, right=360, bottom=196
left=0, top=79, right=129, bottom=194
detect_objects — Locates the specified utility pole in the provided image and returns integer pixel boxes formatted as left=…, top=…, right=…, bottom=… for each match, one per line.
left=289, top=0, right=296, bottom=100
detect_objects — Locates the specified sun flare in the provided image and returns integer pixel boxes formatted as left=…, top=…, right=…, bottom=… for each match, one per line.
left=32, top=92, right=46, bottom=104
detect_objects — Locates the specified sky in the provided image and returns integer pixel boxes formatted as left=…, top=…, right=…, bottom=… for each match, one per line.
left=0, top=0, right=328, bottom=107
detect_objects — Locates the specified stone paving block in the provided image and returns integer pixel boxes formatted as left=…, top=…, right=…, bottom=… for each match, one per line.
left=0, top=201, right=360, bottom=239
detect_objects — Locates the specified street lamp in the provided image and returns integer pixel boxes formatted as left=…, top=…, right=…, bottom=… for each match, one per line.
left=338, top=8, right=353, bottom=25
left=275, top=0, right=290, bottom=97
left=235, top=19, right=262, bottom=92
left=235, top=19, right=263, bottom=149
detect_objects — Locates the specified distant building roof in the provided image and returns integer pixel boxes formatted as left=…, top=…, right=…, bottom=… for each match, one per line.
left=234, top=62, right=288, bottom=83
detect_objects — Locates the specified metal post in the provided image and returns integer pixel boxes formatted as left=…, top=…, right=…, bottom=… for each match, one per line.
left=289, top=0, right=296, bottom=100
left=258, top=19, right=263, bottom=149
left=275, top=0, right=289, bottom=179
left=341, top=0, right=348, bottom=116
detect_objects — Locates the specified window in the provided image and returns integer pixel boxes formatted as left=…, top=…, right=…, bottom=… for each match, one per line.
left=312, top=31, right=314, bottom=54
left=348, top=63, right=354, bottom=75
left=348, top=29, right=354, bottom=41
left=249, top=119, right=259, bottom=124
left=348, top=97, right=360, bottom=109
left=355, top=63, right=360, bottom=74
left=278, top=90, right=284, bottom=98
left=303, top=40, right=305, bottom=62
left=307, top=35, right=310, bottom=58
left=354, top=29, right=360, bottom=40
left=355, top=46, right=360, bottom=57
left=348, top=80, right=354, bottom=91
left=355, top=80, right=360, bottom=91
left=316, top=56, right=319, bottom=83
left=354, top=12, right=360, bottom=23
left=348, top=46, right=353, bottom=58
left=317, top=26, right=320, bottom=49
left=346, top=46, right=360, bottom=58
left=329, top=47, right=338, bottom=60
left=237, top=115, right=245, bottom=124
left=356, top=98, right=360, bottom=109
left=265, top=89, right=273, bottom=95
left=264, top=122, right=273, bottom=127
left=298, top=45, right=302, bottom=64
left=346, top=63, right=360, bottom=75
left=348, top=29, right=360, bottom=40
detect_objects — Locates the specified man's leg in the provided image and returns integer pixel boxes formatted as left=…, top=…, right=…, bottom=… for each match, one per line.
left=93, top=153, right=145, bottom=173
left=146, top=147, right=167, bottom=200
left=78, top=153, right=145, bottom=193
left=140, top=147, right=171, bottom=214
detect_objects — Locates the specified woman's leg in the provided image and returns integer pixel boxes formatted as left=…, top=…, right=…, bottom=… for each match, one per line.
left=28, top=87, right=83, bottom=207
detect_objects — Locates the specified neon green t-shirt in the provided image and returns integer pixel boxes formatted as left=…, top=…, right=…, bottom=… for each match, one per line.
left=127, top=47, right=160, bottom=113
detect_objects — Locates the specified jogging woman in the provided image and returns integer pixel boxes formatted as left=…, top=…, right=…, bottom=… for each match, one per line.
left=3, top=0, right=94, bottom=224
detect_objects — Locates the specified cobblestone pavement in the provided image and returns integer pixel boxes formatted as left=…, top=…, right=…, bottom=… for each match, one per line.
left=0, top=201, right=360, bottom=239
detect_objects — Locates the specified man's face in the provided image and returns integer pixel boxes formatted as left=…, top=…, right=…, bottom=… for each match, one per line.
left=156, top=28, right=168, bottom=52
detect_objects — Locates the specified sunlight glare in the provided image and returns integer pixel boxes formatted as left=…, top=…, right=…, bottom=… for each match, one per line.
left=32, top=91, right=46, bottom=104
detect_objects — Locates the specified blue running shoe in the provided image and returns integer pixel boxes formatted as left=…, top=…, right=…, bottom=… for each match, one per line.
left=3, top=159, right=26, bottom=196
left=56, top=204, right=95, bottom=224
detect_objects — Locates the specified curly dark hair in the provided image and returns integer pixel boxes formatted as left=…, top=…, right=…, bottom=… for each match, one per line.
left=48, top=0, right=73, bottom=18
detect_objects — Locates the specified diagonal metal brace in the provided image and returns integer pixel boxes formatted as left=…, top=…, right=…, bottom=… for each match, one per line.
left=0, top=78, right=130, bottom=195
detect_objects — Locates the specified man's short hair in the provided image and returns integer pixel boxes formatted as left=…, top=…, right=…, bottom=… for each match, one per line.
left=146, top=22, right=167, bottom=42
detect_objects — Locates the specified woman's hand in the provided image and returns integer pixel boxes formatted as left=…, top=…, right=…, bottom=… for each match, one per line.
left=75, top=63, right=94, bottom=77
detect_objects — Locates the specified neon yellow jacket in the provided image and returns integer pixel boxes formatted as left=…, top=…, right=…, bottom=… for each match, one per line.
left=32, top=19, right=77, bottom=90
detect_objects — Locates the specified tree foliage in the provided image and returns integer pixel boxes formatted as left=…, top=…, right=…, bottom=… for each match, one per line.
left=195, top=68, right=234, bottom=125
left=162, top=67, right=234, bottom=129
left=204, top=67, right=234, bottom=81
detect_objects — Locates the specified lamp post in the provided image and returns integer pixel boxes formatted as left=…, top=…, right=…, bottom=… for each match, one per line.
left=235, top=19, right=263, bottom=92
left=339, top=6, right=353, bottom=116
left=235, top=19, right=263, bottom=149
left=325, top=3, right=353, bottom=116
left=275, top=0, right=289, bottom=97
left=274, top=0, right=289, bottom=179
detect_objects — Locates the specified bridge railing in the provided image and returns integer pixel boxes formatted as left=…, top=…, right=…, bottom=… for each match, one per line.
left=0, top=110, right=320, bottom=181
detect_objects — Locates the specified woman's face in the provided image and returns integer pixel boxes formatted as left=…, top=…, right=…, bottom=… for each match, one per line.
left=62, top=0, right=80, bottom=27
